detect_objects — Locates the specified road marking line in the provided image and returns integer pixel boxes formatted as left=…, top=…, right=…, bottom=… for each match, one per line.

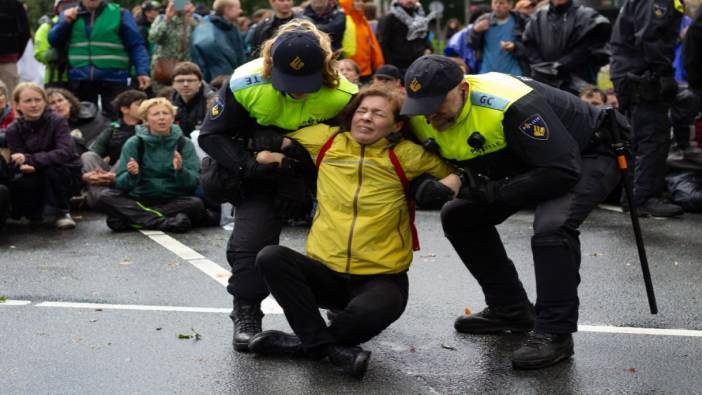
left=578, top=324, right=702, bottom=337
left=36, top=301, right=230, bottom=313
left=139, top=230, right=283, bottom=314
left=0, top=300, right=32, bottom=306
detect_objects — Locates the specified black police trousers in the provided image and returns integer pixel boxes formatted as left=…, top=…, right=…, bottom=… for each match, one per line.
left=257, top=245, right=408, bottom=350
left=441, top=153, right=619, bottom=334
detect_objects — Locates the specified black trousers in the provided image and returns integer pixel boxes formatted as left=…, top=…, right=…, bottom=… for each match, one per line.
left=0, top=184, right=9, bottom=226
left=69, top=80, right=128, bottom=120
left=94, top=188, right=207, bottom=229
left=9, top=165, right=81, bottom=219
left=670, top=87, right=701, bottom=149
left=441, top=153, right=620, bottom=334
left=257, top=245, right=409, bottom=350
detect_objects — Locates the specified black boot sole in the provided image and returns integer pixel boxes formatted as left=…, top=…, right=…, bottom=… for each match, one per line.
left=248, top=330, right=303, bottom=356
left=511, top=349, right=574, bottom=370
left=350, top=350, right=371, bottom=379
left=454, top=319, right=535, bottom=334
left=233, top=338, right=251, bottom=352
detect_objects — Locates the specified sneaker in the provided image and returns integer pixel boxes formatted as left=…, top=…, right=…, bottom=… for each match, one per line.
left=106, top=216, right=130, bottom=232
left=231, top=298, right=264, bottom=352
left=511, top=332, right=574, bottom=370
left=55, top=213, right=76, bottom=230
left=159, top=213, right=192, bottom=233
left=327, top=345, right=371, bottom=379
left=636, top=197, right=684, bottom=218
left=248, top=330, right=303, bottom=356
left=454, top=302, right=535, bottom=334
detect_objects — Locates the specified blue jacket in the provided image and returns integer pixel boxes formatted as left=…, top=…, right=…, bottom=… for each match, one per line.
left=191, top=15, right=246, bottom=82
left=47, top=1, right=150, bottom=82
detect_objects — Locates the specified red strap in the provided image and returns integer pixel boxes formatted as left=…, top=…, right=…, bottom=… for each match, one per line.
left=388, top=148, right=420, bottom=251
left=316, top=132, right=340, bottom=169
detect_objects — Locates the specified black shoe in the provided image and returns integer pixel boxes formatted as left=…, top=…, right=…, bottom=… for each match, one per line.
left=106, top=216, right=130, bottom=232
left=159, top=213, right=192, bottom=233
left=248, top=330, right=303, bottom=356
left=327, top=345, right=371, bottom=379
left=231, top=299, right=263, bottom=352
left=454, top=303, right=535, bottom=334
left=511, top=332, right=574, bottom=370
left=636, top=197, right=684, bottom=218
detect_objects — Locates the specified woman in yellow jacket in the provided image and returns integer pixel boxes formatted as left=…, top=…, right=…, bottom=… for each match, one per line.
left=246, top=85, right=460, bottom=378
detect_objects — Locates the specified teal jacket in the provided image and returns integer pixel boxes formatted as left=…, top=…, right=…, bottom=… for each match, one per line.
left=115, top=124, right=199, bottom=199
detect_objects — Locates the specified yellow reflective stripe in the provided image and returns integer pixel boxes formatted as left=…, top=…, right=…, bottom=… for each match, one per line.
left=674, top=0, right=684, bottom=13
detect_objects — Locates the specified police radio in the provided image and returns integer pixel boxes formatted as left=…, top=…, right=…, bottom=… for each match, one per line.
left=467, top=132, right=486, bottom=150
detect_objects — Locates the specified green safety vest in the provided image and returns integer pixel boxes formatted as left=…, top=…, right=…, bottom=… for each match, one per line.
left=229, top=58, right=358, bottom=130
left=409, top=73, right=533, bottom=161
left=68, top=3, right=130, bottom=70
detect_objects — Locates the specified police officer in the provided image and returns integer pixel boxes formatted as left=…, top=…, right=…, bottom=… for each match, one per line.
left=402, top=55, right=621, bottom=369
left=198, top=20, right=357, bottom=352
left=610, top=0, right=685, bottom=217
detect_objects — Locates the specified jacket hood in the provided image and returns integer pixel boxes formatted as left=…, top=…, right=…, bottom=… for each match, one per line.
left=208, top=14, right=234, bottom=30
left=135, top=123, right=184, bottom=141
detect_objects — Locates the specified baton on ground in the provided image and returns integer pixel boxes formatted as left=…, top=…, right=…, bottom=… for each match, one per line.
left=606, top=108, right=658, bottom=314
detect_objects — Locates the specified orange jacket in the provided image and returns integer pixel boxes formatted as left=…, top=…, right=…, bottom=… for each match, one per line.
left=339, top=0, right=384, bottom=77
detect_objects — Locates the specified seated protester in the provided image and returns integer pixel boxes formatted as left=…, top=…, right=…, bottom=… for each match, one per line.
left=46, top=87, right=109, bottom=153
left=247, top=86, right=459, bottom=378
left=170, top=61, right=215, bottom=138
left=0, top=155, right=10, bottom=229
left=81, top=89, right=147, bottom=208
left=5, top=83, right=82, bottom=229
left=578, top=85, right=606, bottom=107
left=336, top=59, right=361, bottom=86
left=0, top=80, right=16, bottom=130
left=372, top=64, right=403, bottom=92
left=94, top=98, right=213, bottom=233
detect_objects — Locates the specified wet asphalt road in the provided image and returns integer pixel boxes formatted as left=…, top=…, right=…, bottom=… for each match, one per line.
left=1, top=208, right=701, bottom=394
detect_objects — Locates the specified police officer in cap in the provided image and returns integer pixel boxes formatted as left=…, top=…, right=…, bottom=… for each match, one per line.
left=199, top=20, right=357, bottom=352
left=402, top=55, right=621, bottom=369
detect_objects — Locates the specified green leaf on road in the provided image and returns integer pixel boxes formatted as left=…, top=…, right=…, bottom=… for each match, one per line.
left=0, top=296, right=7, bottom=303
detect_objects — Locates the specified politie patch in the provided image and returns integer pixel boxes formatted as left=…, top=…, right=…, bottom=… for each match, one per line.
left=210, top=96, right=224, bottom=120
left=519, top=114, right=549, bottom=141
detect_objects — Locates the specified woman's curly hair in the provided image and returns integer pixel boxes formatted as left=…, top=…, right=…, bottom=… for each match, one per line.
left=260, top=19, right=340, bottom=89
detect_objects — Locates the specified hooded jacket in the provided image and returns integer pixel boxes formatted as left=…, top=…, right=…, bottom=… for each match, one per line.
left=115, top=124, right=199, bottom=199
left=339, top=0, right=384, bottom=77
left=5, top=109, right=80, bottom=169
left=191, top=14, right=247, bottom=82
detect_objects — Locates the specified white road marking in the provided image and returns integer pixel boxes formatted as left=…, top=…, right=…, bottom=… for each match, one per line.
left=139, top=230, right=283, bottom=314
left=2, top=300, right=702, bottom=338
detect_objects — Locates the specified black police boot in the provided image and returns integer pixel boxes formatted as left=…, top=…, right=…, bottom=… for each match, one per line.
left=248, top=330, right=303, bottom=356
left=231, top=299, right=263, bottom=352
left=454, top=302, right=535, bottom=334
left=106, top=216, right=130, bottom=232
left=327, top=345, right=371, bottom=379
left=636, top=197, right=684, bottom=218
left=511, top=331, right=574, bottom=370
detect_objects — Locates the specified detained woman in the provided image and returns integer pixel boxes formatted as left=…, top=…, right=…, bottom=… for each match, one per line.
left=247, top=85, right=460, bottom=378
left=5, top=83, right=82, bottom=229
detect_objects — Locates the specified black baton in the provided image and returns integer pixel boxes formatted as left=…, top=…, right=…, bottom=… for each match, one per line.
left=607, top=108, right=658, bottom=314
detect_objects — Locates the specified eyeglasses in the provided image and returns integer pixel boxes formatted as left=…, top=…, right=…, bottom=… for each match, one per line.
left=173, top=78, right=200, bottom=85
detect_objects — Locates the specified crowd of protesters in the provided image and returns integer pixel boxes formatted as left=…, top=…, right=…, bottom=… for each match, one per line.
left=0, top=0, right=698, bottom=227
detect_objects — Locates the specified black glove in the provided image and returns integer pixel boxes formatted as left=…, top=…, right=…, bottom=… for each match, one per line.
left=274, top=176, right=311, bottom=220
left=248, top=128, right=284, bottom=152
left=415, top=178, right=454, bottom=209
left=242, top=157, right=280, bottom=180
left=659, top=76, right=678, bottom=102
left=457, top=168, right=496, bottom=203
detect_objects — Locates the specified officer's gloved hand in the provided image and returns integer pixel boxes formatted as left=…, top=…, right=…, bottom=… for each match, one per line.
left=457, top=168, right=496, bottom=203
left=415, top=178, right=455, bottom=209
left=248, top=128, right=284, bottom=152
left=659, top=76, right=678, bottom=102
left=274, top=176, right=311, bottom=219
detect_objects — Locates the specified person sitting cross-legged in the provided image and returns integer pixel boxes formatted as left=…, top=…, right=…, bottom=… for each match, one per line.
left=94, top=97, right=214, bottom=232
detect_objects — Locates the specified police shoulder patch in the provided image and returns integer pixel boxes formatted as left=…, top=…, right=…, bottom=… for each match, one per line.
left=519, top=114, right=549, bottom=141
left=653, top=3, right=668, bottom=18
left=210, top=96, right=224, bottom=120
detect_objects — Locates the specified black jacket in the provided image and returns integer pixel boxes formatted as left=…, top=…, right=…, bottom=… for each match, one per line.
left=247, top=13, right=301, bottom=58
left=376, top=6, right=432, bottom=71
left=683, top=6, right=702, bottom=92
left=610, top=0, right=683, bottom=82
left=522, top=0, right=611, bottom=84
left=303, top=5, right=346, bottom=51
left=171, top=84, right=214, bottom=138
left=0, top=0, right=30, bottom=58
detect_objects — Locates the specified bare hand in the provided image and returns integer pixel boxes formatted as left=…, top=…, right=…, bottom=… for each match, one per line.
left=439, top=173, right=462, bottom=197
left=127, top=157, right=139, bottom=176
left=63, top=6, right=79, bottom=23
left=137, top=75, right=151, bottom=90
left=19, top=164, right=35, bottom=174
left=173, top=151, right=183, bottom=171
left=500, top=41, right=515, bottom=52
left=255, top=150, right=285, bottom=165
left=281, top=137, right=292, bottom=150
left=165, top=1, right=176, bottom=20
left=10, top=153, right=25, bottom=165
left=474, top=19, right=490, bottom=33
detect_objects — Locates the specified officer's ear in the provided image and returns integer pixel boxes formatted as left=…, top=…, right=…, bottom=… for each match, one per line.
left=459, top=80, right=469, bottom=99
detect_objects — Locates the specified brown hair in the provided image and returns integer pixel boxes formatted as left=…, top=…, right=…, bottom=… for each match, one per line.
left=579, top=85, right=606, bottom=103
left=111, top=89, right=148, bottom=114
left=13, top=82, right=48, bottom=106
left=260, top=19, right=339, bottom=89
left=172, top=61, right=203, bottom=82
left=46, top=87, right=81, bottom=118
left=340, top=83, right=406, bottom=131
left=138, top=97, right=178, bottom=121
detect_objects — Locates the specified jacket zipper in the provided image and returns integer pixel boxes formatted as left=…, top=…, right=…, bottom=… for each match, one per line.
left=346, top=146, right=365, bottom=273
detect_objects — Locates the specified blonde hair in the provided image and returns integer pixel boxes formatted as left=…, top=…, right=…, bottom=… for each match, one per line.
left=12, top=82, right=48, bottom=105
left=138, top=97, right=178, bottom=121
left=213, top=0, right=239, bottom=14
left=260, top=19, right=339, bottom=89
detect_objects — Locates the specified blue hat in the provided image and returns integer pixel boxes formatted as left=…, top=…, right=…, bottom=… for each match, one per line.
left=271, top=31, right=324, bottom=93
